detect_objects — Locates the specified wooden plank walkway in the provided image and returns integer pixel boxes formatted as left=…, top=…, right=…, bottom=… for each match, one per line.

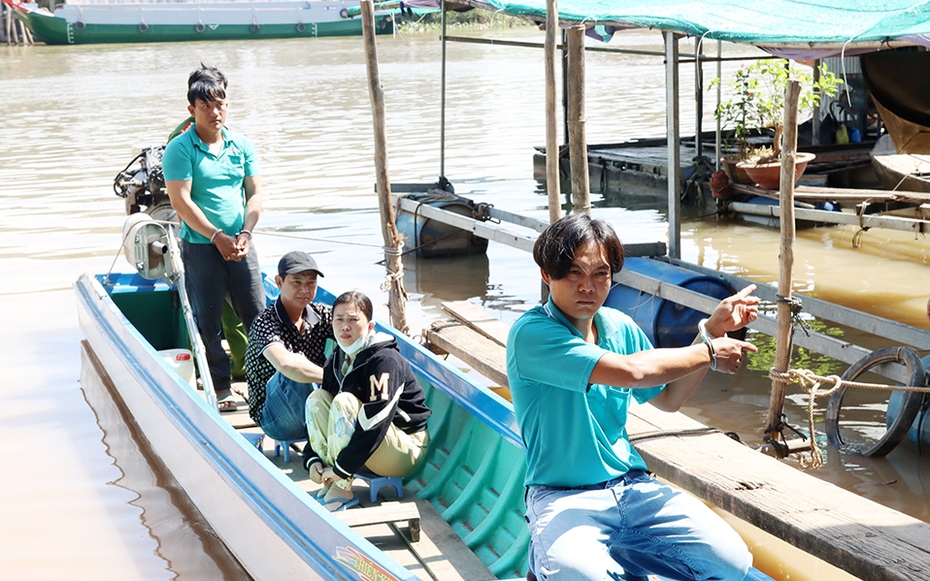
left=424, top=301, right=930, bottom=581
left=732, top=182, right=930, bottom=205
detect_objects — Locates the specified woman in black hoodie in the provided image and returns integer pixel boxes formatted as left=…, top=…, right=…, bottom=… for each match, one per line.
left=304, top=291, right=431, bottom=511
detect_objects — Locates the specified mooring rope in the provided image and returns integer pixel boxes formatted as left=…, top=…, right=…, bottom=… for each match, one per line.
left=258, top=229, right=384, bottom=248
left=379, top=243, right=407, bottom=295
left=768, top=368, right=930, bottom=469
left=629, top=427, right=724, bottom=443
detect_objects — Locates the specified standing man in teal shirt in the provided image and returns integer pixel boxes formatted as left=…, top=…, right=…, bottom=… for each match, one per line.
left=507, top=214, right=759, bottom=581
left=163, top=65, right=265, bottom=412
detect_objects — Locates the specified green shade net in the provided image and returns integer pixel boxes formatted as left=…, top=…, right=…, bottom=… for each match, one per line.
left=441, top=0, right=930, bottom=47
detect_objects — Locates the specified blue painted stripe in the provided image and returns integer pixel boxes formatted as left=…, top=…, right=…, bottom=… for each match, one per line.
left=76, top=274, right=418, bottom=581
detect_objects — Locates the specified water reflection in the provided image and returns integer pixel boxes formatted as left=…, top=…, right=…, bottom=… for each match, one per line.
left=80, top=345, right=251, bottom=581
left=405, top=253, right=491, bottom=303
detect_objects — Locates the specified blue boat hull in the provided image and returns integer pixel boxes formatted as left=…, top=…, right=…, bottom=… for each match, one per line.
left=76, top=269, right=777, bottom=580
left=75, top=271, right=527, bottom=579
left=887, top=354, right=930, bottom=453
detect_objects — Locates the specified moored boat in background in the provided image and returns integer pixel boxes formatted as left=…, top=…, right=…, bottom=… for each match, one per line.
left=3, top=0, right=393, bottom=45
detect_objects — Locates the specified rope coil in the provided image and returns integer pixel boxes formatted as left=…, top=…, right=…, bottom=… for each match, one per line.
left=769, top=367, right=930, bottom=469
left=775, top=294, right=812, bottom=337
left=380, top=264, right=406, bottom=293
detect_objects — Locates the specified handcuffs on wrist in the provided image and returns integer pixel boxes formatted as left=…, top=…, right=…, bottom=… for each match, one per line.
left=698, top=318, right=724, bottom=372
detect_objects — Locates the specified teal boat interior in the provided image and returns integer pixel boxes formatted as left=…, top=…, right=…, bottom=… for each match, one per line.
left=97, top=271, right=531, bottom=579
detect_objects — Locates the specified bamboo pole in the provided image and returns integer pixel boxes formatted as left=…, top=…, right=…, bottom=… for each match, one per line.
left=812, top=61, right=821, bottom=146
left=544, top=0, right=560, bottom=223
left=6, top=5, right=14, bottom=46
left=715, top=40, right=722, bottom=170
left=765, top=79, right=802, bottom=443
left=694, top=39, right=703, bottom=159
left=665, top=31, right=681, bottom=258
left=17, top=17, right=30, bottom=45
left=360, top=0, right=409, bottom=334
left=439, top=0, right=447, bottom=180
left=22, top=17, right=32, bottom=45
left=566, top=25, right=589, bottom=215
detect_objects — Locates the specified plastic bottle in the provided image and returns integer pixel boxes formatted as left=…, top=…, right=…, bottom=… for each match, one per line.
left=159, top=348, right=196, bottom=388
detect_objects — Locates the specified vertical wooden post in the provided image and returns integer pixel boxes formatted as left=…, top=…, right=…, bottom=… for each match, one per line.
left=765, top=79, right=802, bottom=442
left=439, top=0, right=447, bottom=180
left=360, top=0, right=409, bottom=334
left=665, top=31, right=681, bottom=258
left=544, top=0, right=560, bottom=223
left=561, top=29, right=568, bottom=145
left=566, top=25, right=589, bottom=215
left=4, top=4, right=11, bottom=46
left=715, top=40, right=722, bottom=170
left=21, top=19, right=33, bottom=45
left=694, top=39, right=703, bottom=160
left=812, top=61, right=821, bottom=146
left=7, top=4, right=15, bottom=45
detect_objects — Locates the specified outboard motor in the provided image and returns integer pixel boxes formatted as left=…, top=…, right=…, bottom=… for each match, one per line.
left=113, top=145, right=175, bottom=223
left=121, top=213, right=175, bottom=280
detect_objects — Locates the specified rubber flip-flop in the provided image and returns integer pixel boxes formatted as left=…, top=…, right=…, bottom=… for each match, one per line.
left=311, top=484, right=332, bottom=501
left=320, top=496, right=359, bottom=512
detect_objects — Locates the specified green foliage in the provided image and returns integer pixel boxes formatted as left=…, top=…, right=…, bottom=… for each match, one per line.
left=397, top=8, right=532, bottom=32
left=710, top=59, right=843, bottom=158
left=745, top=320, right=846, bottom=378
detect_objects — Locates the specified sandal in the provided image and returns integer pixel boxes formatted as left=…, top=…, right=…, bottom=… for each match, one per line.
left=320, top=495, right=359, bottom=512
left=217, top=391, right=238, bottom=413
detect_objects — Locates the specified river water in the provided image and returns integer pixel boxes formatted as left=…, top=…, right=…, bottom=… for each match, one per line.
left=2, top=28, right=929, bottom=579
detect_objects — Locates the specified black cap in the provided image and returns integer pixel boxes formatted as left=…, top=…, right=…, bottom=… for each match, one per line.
left=277, top=251, right=324, bottom=277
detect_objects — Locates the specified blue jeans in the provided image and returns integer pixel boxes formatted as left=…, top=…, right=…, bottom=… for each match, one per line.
left=525, top=471, right=752, bottom=581
left=260, top=372, right=317, bottom=441
left=180, top=239, right=265, bottom=393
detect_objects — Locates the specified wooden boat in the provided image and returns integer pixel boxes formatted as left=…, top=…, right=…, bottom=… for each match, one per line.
left=76, top=267, right=531, bottom=580
left=870, top=134, right=930, bottom=194
left=861, top=51, right=930, bottom=194
left=4, top=0, right=393, bottom=45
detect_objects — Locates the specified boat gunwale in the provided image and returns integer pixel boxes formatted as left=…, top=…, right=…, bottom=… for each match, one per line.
left=75, top=271, right=421, bottom=581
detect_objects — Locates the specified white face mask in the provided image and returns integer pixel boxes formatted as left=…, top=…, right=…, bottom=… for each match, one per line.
left=338, top=330, right=370, bottom=359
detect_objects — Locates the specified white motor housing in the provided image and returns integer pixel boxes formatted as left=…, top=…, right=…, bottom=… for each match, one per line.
left=122, top=213, right=174, bottom=280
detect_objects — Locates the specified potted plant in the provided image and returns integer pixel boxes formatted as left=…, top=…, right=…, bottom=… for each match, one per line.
left=711, top=59, right=842, bottom=189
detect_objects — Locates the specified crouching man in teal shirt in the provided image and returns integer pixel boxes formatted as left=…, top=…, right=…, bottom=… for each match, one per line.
left=507, top=214, right=759, bottom=581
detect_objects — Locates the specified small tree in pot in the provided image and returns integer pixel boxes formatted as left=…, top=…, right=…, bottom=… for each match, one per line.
left=711, top=59, right=842, bottom=186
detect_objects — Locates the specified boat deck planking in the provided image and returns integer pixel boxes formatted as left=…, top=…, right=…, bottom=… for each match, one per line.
left=199, top=384, right=500, bottom=581
left=587, top=143, right=701, bottom=175
left=441, top=301, right=510, bottom=347
left=426, top=320, right=508, bottom=389
left=425, top=301, right=930, bottom=581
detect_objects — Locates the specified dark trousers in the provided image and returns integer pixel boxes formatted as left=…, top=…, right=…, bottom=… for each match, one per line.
left=180, top=239, right=265, bottom=393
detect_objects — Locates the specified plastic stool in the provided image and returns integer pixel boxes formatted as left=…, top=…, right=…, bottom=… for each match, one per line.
left=241, top=432, right=264, bottom=452
left=274, top=438, right=307, bottom=463
left=355, top=470, right=403, bottom=503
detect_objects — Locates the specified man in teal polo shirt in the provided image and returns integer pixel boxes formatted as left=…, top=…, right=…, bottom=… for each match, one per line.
left=163, top=65, right=265, bottom=412
left=507, top=214, right=759, bottom=581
